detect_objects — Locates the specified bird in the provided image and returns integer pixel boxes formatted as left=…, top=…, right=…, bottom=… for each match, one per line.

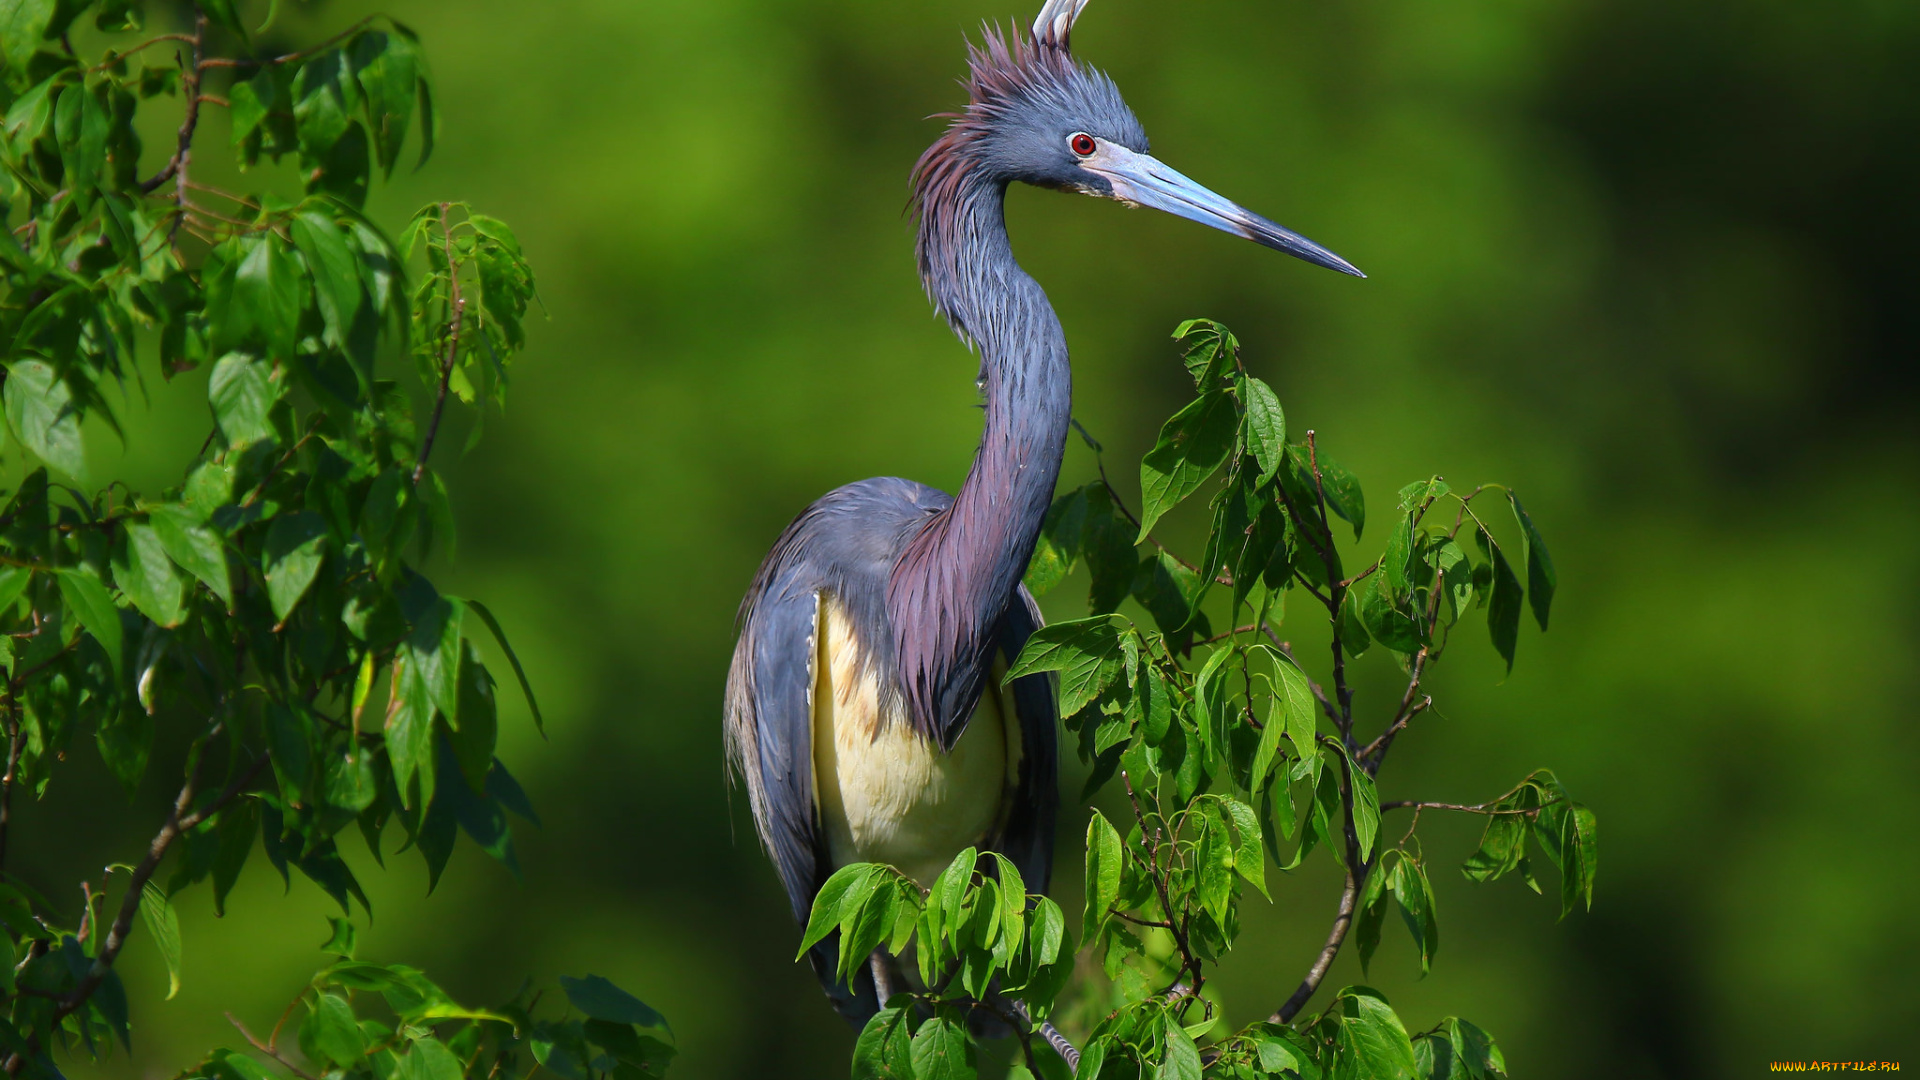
left=723, top=0, right=1363, bottom=1025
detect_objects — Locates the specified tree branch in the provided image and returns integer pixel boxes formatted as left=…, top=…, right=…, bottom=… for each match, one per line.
left=0, top=705, right=22, bottom=873
left=1272, top=738, right=1371, bottom=1023
left=144, top=11, right=206, bottom=248
left=1269, top=870, right=1358, bottom=1024
left=2, top=751, right=269, bottom=1076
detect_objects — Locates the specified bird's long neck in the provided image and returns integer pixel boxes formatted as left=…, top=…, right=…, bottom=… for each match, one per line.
left=890, top=171, right=1072, bottom=744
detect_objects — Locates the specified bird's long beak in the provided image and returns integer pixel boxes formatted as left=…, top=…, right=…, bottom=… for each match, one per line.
left=1080, top=141, right=1364, bottom=278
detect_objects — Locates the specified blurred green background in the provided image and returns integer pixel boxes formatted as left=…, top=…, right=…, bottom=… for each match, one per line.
left=19, top=0, right=1919, bottom=1075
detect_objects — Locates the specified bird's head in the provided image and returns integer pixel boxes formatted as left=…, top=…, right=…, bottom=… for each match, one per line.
left=914, top=0, right=1363, bottom=278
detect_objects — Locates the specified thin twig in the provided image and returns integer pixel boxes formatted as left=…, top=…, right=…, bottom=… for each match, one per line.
left=1120, top=770, right=1202, bottom=997
left=195, top=15, right=379, bottom=71
left=1356, top=694, right=1432, bottom=766
left=413, top=204, right=464, bottom=487
left=228, top=1014, right=323, bottom=1080
left=87, top=33, right=196, bottom=71
left=1379, top=798, right=1560, bottom=816
left=151, top=13, right=205, bottom=246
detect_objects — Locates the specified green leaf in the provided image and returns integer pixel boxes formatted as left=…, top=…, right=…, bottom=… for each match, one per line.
left=148, top=505, right=231, bottom=606
left=1131, top=553, right=1201, bottom=639
left=1221, top=795, right=1269, bottom=901
left=1241, top=375, right=1286, bottom=482
left=448, top=642, right=497, bottom=792
left=798, top=863, right=879, bottom=958
left=267, top=702, right=315, bottom=804
left=291, top=208, right=364, bottom=348
left=1174, top=318, right=1237, bottom=391
left=1348, top=755, right=1380, bottom=863
left=264, top=512, right=328, bottom=622
left=1081, top=483, right=1140, bottom=616
left=1460, top=813, right=1526, bottom=884
left=4, top=358, right=86, bottom=479
left=1248, top=689, right=1284, bottom=800
left=1360, top=574, right=1423, bottom=654
left=1390, top=859, right=1437, bottom=975
left=396, top=1037, right=461, bottom=1080
left=299, top=992, right=367, bottom=1069
left=1510, top=495, right=1556, bottom=632
left=560, top=974, right=670, bottom=1031
left=114, top=523, right=185, bottom=627
left=1480, top=531, right=1522, bottom=671
left=0, top=565, right=29, bottom=616
left=384, top=650, right=434, bottom=808
left=405, top=596, right=463, bottom=728
left=909, top=1012, right=976, bottom=1080
left=852, top=1004, right=916, bottom=1080
left=138, top=880, right=182, bottom=999
left=1313, top=449, right=1365, bottom=540
left=55, top=566, right=121, bottom=674
left=463, top=598, right=543, bottom=735
left=320, top=916, right=357, bottom=958
left=229, top=71, right=270, bottom=148
left=1355, top=854, right=1395, bottom=972
left=1384, top=516, right=1413, bottom=596
left=840, top=877, right=900, bottom=984
left=0, top=0, right=55, bottom=73
left=1195, top=799, right=1234, bottom=926
left=1556, top=803, right=1598, bottom=916
left=238, top=233, right=308, bottom=358
left=1332, top=989, right=1417, bottom=1080
left=1083, top=810, right=1123, bottom=932
left=1396, top=477, right=1450, bottom=512
left=1007, top=616, right=1123, bottom=720
left=350, top=30, right=417, bottom=175
left=1159, top=1013, right=1203, bottom=1080
left=1416, top=1018, right=1507, bottom=1080
left=208, top=352, right=283, bottom=447
left=1138, top=390, right=1238, bottom=539
left=1274, top=657, right=1320, bottom=767
left=211, top=800, right=256, bottom=915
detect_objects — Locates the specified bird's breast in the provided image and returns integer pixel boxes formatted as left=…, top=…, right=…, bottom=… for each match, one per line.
left=811, top=595, right=1021, bottom=888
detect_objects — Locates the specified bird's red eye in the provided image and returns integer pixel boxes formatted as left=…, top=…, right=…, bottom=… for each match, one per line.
left=1070, top=133, right=1097, bottom=157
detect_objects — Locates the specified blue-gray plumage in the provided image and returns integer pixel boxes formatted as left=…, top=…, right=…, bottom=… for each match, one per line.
left=724, top=0, right=1362, bottom=1026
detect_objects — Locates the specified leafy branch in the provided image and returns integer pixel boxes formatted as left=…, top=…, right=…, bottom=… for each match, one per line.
left=810, top=319, right=1594, bottom=1079
left=0, top=2, right=614, bottom=1077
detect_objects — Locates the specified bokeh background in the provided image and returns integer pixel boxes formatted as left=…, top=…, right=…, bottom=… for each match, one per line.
left=20, top=0, right=1919, bottom=1076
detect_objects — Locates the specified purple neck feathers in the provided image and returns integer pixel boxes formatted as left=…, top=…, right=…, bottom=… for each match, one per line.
left=890, top=159, right=1072, bottom=746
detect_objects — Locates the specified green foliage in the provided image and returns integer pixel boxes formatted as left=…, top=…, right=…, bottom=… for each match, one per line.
left=813, top=320, right=1592, bottom=1078
left=0, top=2, right=663, bottom=1077
left=163, top=928, right=671, bottom=1080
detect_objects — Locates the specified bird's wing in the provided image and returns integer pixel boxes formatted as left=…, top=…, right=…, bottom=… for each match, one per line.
left=725, top=581, right=826, bottom=922
left=992, top=583, right=1060, bottom=893
left=726, top=581, right=884, bottom=1025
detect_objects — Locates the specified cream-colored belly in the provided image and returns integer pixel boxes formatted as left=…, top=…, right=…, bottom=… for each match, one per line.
left=811, top=596, right=1022, bottom=888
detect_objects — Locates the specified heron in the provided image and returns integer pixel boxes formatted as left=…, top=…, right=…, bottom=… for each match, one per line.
left=724, top=0, right=1363, bottom=1024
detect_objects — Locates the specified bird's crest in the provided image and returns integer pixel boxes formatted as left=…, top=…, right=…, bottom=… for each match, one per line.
left=1030, top=0, right=1094, bottom=51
